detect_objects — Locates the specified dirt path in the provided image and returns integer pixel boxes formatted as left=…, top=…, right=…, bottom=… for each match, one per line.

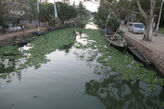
left=120, top=25, right=164, bottom=74
left=120, top=25, right=164, bottom=53
left=0, top=28, right=41, bottom=41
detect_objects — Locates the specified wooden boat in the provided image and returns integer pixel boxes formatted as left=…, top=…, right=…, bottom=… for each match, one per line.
left=128, top=44, right=150, bottom=65
left=105, top=34, right=127, bottom=48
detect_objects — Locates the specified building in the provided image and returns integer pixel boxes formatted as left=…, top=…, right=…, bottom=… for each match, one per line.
left=2, top=0, right=38, bottom=28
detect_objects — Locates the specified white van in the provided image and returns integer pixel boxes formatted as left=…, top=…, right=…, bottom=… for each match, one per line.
left=128, top=22, right=145, bottom=34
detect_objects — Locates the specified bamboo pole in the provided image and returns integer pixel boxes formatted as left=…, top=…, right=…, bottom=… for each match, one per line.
left=109, top=25, right=120, bottom=46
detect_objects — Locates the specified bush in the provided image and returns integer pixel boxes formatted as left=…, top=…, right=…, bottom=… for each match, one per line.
left=56, top=2, right=77, bottom=24
left=76, top=22, right=85, bottom=28
left=76, top=2, right=87, bottom=20
left=107, top=15, right=120, bottom=32
left=49, top=19, right=56, bottom=27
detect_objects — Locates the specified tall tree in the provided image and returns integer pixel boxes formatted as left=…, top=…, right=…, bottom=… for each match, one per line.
left=98, top=0, right=159, bottom=41
left=0, top=0, right=5, bottom=26
left=136, top=0, right=156, bottom=41
left=56, top=2, right=77, bottom=24
left=156, top=0, right=164, bottom=32
left=76, top=2, right=87, bottom=20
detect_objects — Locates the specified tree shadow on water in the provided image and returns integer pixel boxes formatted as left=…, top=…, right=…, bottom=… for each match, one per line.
left=84, top=65, right=164, bottom=109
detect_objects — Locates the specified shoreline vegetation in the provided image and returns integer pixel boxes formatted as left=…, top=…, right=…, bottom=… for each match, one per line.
left=0, top=0, right=164, bottom=108
left=0, top=24, right=164, bottom=92
left=0, top=14, right=164, bottom=106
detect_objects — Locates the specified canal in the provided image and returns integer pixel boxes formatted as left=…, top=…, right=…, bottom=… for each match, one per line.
left=0, top=21, right=163, bottom=109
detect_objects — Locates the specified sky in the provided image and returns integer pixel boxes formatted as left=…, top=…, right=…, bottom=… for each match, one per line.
left=48, top=0, right=99, bottom=12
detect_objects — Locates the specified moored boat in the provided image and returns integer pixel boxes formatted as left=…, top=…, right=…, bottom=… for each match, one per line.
left=128, top=44, right=150, bottom=64
left=105, top=33, right=127, bottom=48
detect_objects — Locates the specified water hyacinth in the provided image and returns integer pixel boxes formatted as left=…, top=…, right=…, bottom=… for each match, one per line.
left=0, top=27, right=163, bottom=92
left=0, top=28, right=77, bottom=73
left=0, top=26, right=163, bottom=108
left=74, top=28, right=164, bottom=91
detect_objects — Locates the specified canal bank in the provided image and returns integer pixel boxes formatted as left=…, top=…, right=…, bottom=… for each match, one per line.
left=120, top=25, right=164, bottom=75
left=0, top=21, right=164, bottom=108
left=0, top=21, right=77, bottom=47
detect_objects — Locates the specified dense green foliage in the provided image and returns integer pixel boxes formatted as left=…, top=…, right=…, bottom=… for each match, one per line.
left=107, top=14, right=120, bottom=32
left=76, top=2, right=88, bottom=20
left=0, top=28, right=76, bottom=73
left=1, top=1, right=78, bottom=27
left=0, top=0, right=5, bottom=26
left=57, top=2, right=77, bottom=24
left=39, top=2, right=54, bottom=22
left=94, top=3, right=109, bottom=28
left=28, top=1, right=77, bottom=24
left=96, top=0, right=164, bottom=27
left=94, top=1, right=120, bottom=31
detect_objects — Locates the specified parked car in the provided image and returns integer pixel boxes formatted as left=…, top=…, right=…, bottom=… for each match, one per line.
left=7, top=25, right=22, bottom=32
left=128, top=22, right=145, bottom=34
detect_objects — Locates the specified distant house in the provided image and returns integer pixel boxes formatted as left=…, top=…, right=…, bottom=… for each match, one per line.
left=3, top=0, right=37, bottom=28
left=3, top=0, right=26, bottom=16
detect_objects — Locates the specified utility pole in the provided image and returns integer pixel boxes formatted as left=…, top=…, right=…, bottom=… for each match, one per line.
left=36, top=0, right=40, bottom=32
left=156, top=0, right=164, bottom=32
left=54, top=0, right=58, bottom=18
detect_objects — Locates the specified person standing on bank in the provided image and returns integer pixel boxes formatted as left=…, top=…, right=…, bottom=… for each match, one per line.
left=21, top=24, right=25, bottom=33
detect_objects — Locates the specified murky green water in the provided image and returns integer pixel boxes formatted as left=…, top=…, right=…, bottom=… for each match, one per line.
left=0, top=24, right=164, bottom=109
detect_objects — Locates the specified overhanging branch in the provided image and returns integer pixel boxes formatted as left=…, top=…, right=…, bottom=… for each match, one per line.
left=136, top=0, right=148, bottom=19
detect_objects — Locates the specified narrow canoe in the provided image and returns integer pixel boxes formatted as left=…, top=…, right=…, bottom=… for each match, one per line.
left=128, top=44, right=150, bottom=64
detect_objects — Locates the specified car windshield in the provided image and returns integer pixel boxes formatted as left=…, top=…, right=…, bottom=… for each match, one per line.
left=134, top=24, right=144, bottom=28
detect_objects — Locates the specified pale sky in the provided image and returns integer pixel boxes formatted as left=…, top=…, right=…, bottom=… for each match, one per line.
left=48, top=0, right=99, bottom=12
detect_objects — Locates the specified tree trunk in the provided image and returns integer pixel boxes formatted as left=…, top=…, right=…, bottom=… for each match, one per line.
left=144, top=20, right=153, bottom=41
left=156, top=0, right=164, bottom=32
left=143, top=0, right=156, bottom=41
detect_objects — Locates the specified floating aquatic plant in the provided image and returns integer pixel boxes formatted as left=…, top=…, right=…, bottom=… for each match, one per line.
left=74, top=28, right=164, bottom=92
left=0, top=28, right=77, bottom=75
left=0, top=73, right=7, bottom=79
left=0, top=26, right=163, bottom=93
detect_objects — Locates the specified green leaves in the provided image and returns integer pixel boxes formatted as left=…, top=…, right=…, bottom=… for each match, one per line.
left=0, top=0, right=6, bottom=25
left=39, top=2, right=54, bottom=21
left=77, top=2, right=88, bottom=20
left=75, top=27, right=164, bottom=92
left=57, top=2, right=77, bottom=23
left=0, top=28, right=77, bottom=76
left=0, top=73, right=7, bottom=79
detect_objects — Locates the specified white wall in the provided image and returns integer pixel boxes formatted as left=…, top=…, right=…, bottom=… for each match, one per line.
left=48, top=0, right=99, bottom=12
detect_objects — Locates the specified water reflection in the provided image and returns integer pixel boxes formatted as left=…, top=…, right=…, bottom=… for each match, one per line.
left=85, top=17, right=98, bottom=29
left=0, top=59, right=15, bottom=73
left=84, top=66, right=164, bottom=109
left=0, top=29, right=77, bottom=82
left=59, top=42, right=74, bottom=53
left=75, top=32, right=89, bottom=45
left=85, top=22, right=98, bottom=29
left=71, top=47, right=164, bottom=108
left=0, top=25, right=164, bottom=109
